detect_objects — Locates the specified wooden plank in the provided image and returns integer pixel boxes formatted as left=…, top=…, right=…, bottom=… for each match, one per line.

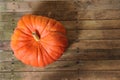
left=1, top=40, right=120, bottom=51
left=1, top=29, right=120, bottom=40
left=0, top=51, right=119, bottom=71
left=0, top=20, right=120, bottom=31
left=75, top=0, right=120, bottom=10
left=1, top=10, right=120, bottom=21
left=50, top=60, right=120, bottom=70
left=1, top=0, right=120, bottom=12
left=61, top=49, right=120, bottom=60
left=12, top=61, right=76, bottom=71
left=0, top=52, right=13, bottom=61
left=0, top=13, right=15, bottom=21
left=78, top=71, right=120, bottom=80
left=13, top=71, right=78, bottom=80
left=0, top=31, right=4, bottom=41
left=1, top=71, right=120, bottom=80
left=78, top=10, right=120, bottom=20
left=12, top=0, right=75, bottom=1
left=0, top=73, right=11, bottom=80
left=0, top=31, right=13, bottom=40
left=1, top=16, right=120, bottom=31
left=0, top=61, right=13, bottom=71
left=0, top=1, right=75, bottom=12
left=11, top=61, right=76, bottom=71
left=0, top=22, right=16, bottom=31
left=0, top=59, right=120, bottom=71
left=0, top=0, right=64, bottom=1
left=0, top=0, right=23, bottom=1
left=77, top=20, right=120, bottom=30
left=0, top=21, right=76, bottom=30
left=77, top=30, right=120, bottom=40
left=0, top=20, right=120, bottom=30
left=3, top=71, right=120, bottom=80
left=0, top=41, right=10, bottom=51
left=1, top=48, right=120, bottom=62
left=0, top=2, right=6, bottom=12
left=0, top=12, right=77, bottom=21
left=68, top=30, right=120, bottom=40
left=71, top=40, right=120, bottom=49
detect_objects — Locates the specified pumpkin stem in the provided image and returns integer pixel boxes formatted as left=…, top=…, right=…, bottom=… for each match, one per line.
left=32, top=32, right=40, bottom=41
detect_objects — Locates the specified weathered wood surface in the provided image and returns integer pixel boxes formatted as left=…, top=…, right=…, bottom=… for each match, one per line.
left=0, top=71, right=120, bottom=80
left=0, top=0, right=120, bottom=80
left=2, top=60, right=120, bottom=71
left=1, top=49, right=120, bottom=61
left=1, top=20, right=120, bottom=30
left=1, top=30, right=120, bottom=40
left=1, top=10, right=120, bottom=21
left=1, top=40, right=120, bottom=50
left=12, top=71, right=120, bottom=80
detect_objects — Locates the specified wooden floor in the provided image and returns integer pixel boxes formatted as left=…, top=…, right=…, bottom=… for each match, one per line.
left=0, top=0, right=120, bottom=80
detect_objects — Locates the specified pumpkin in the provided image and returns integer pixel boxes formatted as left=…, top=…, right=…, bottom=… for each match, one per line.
left=10, top=14, right=68, bottom=67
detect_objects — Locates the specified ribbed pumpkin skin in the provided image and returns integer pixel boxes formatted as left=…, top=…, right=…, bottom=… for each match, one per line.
left=10, top=14, right=68, bottom=67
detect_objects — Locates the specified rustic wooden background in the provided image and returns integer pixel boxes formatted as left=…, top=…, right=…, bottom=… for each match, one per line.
left=0, top=0, right=120, bottom=80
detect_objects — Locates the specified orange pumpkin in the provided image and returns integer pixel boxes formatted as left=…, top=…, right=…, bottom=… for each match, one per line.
left=10, top=14, right=68, bottom=67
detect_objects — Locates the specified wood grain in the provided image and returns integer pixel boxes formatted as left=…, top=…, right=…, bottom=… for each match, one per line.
left=77, top=20, right=120, bottom=30
left=1, top=40, right=120, bottom=51
left=75, top=0, right=120, bottom=10
left=1, top=10, right=120, bottom=22
left=0, top=1, right=75, bottom=12
left=0, top=0, right=120, bottom=80
left=68, top=30, right=120, bottom=41
left=0, top=22, right=16, bottom=31
left=1, top=48, right=120, bottom=62
left=0, top=71, right=120, bottom=80
left=1, top=29, right=120, bottom=40
left=78, top=71, right=120, bottom=80
left=0, top=60, right=120, bottom=71
left=0, top=73, right=11, bottom=80
left=61, top=49, right=120, bottom=60
left=0, top=12, right=77, bottom=21
left=0, top=52, right=13, bottom=62
left=12, top=60, right=120, bottom=71
left=71, top=40, right=120, bottom=49
left=1, top=0, right=120, bottom=11
left=0, top=21, right=76, bottom=30
left=13, top=71, right=78, bottom=80
left=78, top=10, right=120, bottom=20
left=0, top=20, right=120, bottom=30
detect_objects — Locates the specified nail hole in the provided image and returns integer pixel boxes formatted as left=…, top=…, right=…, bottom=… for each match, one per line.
left=76, top=61, right=79, bottom=64
left=12, top=52, right=14, bottom=54
left=75, top=21, right=78, bottom=23
left=12, top=58, right=14, bottom=61
left=11, top=62, right=14, bottom=64
left=12, top=13, right=15, bottom=15
left=76, top=47, right=79, bottom=53
left=12, top=19, right=14, bottom=21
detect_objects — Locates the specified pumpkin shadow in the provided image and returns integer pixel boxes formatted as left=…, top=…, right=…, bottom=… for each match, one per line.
left=32, top=1, right=78, bottom=47
left=32, top=1, right=80, bottom=79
